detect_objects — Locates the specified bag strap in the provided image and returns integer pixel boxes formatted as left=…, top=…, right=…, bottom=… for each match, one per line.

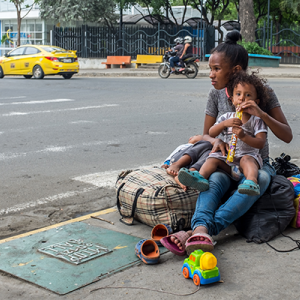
left=116, top=183, right=144, bottom=225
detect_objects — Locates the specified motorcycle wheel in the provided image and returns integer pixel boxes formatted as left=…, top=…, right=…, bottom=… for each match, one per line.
left=158, top=64, right=170, bottom=79
left=185, top=62, right=198, bottom=79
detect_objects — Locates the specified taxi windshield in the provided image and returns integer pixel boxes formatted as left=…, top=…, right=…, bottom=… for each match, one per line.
left=41, top=46, right=67, bottom=53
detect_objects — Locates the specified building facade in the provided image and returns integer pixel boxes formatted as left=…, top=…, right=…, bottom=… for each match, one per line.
left=0, top=0, right=55, bottom=48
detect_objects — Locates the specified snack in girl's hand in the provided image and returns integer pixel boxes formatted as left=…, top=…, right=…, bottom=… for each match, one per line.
left=226, top=109, right=243, bottom=164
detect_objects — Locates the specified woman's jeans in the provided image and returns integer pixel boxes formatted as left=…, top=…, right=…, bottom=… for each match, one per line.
left=191, top=158, right=276, bottom=236
left=169, top=56, right=180, bottom=68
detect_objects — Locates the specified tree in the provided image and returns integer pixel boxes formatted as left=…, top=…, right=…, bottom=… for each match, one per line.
left=4, top=0, right=40, bottom=46
left=39, top=0, right=118, bottom=26
left=189, top=0, right=232, bottom=43
left=280, top=0, right=300, bottom=16
left=239, top=0, right=256, bottom=42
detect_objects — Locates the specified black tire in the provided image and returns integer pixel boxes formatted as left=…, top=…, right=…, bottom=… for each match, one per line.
left=158, top=64, right=170, bottom=79
left=0, top=66, right=4, bottom=78
left=185, top=62, right=198, bottom=79
left=23, top=75, right=32, bottom=79
left=33, top=65, right=44, bottom=79
left=62, top=74, right=73, bottom=79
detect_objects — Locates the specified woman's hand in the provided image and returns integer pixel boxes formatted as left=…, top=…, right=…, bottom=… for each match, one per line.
left=211, top=138, right=228, bottom=156
left=238, top=100, right=264, bottom=118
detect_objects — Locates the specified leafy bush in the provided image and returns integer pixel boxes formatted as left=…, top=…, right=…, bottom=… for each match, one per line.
left=238, top=41, right=273, bottom=56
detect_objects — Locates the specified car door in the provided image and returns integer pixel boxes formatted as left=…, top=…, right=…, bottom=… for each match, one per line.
left=22, top=46, right=41, bottom=74
left=2, top=47, right=25, bottom=74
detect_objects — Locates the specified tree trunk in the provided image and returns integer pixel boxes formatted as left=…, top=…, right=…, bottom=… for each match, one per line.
left=217, top=20, right=224, bottom=44
left=17, top=9, right=21, bottom=47
left=239, top=0, right=256, bottom=43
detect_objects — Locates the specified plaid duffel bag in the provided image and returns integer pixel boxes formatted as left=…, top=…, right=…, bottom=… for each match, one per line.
left=115, top=166, right=199, bottom=231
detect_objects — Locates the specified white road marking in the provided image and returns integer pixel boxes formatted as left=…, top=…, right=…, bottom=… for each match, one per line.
left=1, top=163, right=161, bottom=215
left=0, top=187, right=98, bottom=216
left=1, top=104, right=119, bottom=117
left=0, top=140, right=120, bottom=161
left=70, top=120, right=96, bottom=124
left=73, top=170, right=123, bottom=188
left=40, top=146, right=70, bottom=153
left=0, top=99, right=74, bottom=106
left=0, top=96, right=26, bottom=100
left=73, top=163, right=161, bottom=188
left=147, top=131, right=168, bottom=135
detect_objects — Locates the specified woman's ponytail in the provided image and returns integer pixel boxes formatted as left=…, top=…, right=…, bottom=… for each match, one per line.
left=224, top=31, right=242, bottom=45
left=211, top=30, right=248, bottom=70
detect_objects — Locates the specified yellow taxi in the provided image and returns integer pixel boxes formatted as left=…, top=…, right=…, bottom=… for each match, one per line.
left=0, top=45, right=79, bottom=79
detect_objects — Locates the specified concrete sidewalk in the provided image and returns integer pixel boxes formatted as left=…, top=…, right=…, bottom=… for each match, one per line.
left=75, top=62, right=300, bottom=78
left=0, top=206, right=299, bottom=299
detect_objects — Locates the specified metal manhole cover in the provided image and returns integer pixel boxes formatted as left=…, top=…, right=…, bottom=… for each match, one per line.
left=38, top=239, right=112, bottom=265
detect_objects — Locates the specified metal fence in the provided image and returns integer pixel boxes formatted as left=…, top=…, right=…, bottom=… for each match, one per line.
left=256, top=22, right=300, bottom=64
left=51, top=24, right=215, bottom=61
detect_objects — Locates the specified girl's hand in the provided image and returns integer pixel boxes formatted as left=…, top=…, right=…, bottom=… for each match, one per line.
left=239, top=100, right=263, bottom=118
left=224, top=118, right=242, bottom=128
left=232, top=126, right=245, bottom=139
left=211, top=138, right=228, bottom=156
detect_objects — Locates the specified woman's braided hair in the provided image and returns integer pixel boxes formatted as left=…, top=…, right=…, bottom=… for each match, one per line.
left=211, top=30, right=248, bottom=71
left=226, top=70, right=269, bottom=111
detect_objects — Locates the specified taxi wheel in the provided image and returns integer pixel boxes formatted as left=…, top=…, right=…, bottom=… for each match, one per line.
left=33, top=65, right=44, bottom=79
left=62, top=74, right=73, bottom=79
left=0, top=66, right=4, bottom=78
left=23, top=75, right=32, bottom=79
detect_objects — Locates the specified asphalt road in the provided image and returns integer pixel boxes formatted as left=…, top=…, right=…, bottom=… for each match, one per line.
left=0, top=76, right=300, bottom=236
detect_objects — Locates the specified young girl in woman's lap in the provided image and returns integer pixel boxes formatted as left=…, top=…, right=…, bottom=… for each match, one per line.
left=178, top=71, right=269, bottom=196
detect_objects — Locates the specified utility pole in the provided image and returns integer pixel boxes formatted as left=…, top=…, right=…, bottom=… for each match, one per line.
left=166, top=1, right=168, bottom=19
left=119, top=3, right=123, bottom=56
left=267, top=0, right=270, bottom=50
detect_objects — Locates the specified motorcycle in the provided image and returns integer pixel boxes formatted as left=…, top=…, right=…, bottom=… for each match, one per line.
left=158, top=51, right=199, bottom=79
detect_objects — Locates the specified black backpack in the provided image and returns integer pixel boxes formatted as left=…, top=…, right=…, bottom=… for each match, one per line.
left=234, top=175, right=296, bottom=243
left=272, top=153, right=300, bottom=177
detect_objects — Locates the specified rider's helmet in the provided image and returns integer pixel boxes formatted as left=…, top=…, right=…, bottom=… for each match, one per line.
left=174, top=37, right=183, bottom=44
left=184, top=36, right=192, bottom=43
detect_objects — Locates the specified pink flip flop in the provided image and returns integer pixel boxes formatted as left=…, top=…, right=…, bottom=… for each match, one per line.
left=185, top=233, right=215, bottom=255
left=160, top=231, right=190, bottom=256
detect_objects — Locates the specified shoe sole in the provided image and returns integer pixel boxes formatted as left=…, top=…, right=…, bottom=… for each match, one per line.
left=185, top=243, right=214, bottom=256
left=238, top=188, right=260, bottom=196
left=178, top=171, right=209, bottom=192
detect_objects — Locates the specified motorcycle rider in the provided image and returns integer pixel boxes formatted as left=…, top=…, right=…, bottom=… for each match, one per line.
left=179, top=36, right=193, bottom=72
left=168, top=37, right=184, bottom=73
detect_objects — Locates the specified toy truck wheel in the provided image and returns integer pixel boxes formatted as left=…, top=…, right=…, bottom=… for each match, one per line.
left=182, top=267, right=190, bottom=279
left=193, top=274, right=201, bottom=286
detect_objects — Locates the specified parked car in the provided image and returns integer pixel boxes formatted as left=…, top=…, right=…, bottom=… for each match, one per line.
left=0, top=45, right=79, bottom=79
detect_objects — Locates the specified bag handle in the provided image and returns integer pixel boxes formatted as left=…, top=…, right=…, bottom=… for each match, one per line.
left=116, top=183, right=144, bottom=225
left=116, top=182, right=125, bottom=214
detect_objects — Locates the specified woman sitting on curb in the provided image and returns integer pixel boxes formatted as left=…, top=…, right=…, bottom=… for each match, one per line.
left=161, top=30, right=292, bottom=256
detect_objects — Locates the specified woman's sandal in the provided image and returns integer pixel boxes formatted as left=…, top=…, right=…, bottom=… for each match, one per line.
left=160, top=231, right=190, bottom=256
left=238, top=179, right=260, bottom=196
left=185, top=233, right=215, bottom=255
left=151, top=223, right=173, bottom=246
left=135, top=239, right=160, bottom=264
left=177, top=168, right=209, bottom=192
